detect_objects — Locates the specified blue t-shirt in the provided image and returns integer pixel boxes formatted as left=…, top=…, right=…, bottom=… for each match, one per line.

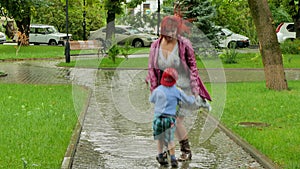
left=149, top=85, right=195, bottom=117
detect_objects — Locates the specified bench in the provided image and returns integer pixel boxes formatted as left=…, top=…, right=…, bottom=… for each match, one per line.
left=68, top=40, right=106, bottom=57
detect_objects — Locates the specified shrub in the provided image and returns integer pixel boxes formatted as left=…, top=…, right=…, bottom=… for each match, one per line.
left=280, top=39, right=300, bottom=54
left=219, top=47, right=238, bottom=64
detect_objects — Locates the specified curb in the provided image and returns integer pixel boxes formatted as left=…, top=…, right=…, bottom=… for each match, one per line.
left=61, top=87, right=92, bottom=169
left=203, top=112, right=282, bottom=169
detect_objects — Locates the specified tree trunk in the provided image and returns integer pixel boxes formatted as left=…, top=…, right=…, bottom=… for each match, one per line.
left=15, top=6, right=30, bottom=46
left=248, top=0, right=288, bottom=90
left=106, top=10, right=115, bottom=47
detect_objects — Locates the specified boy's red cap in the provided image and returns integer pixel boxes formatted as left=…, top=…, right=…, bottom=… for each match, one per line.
left=160, top=68, right=178, bottom=87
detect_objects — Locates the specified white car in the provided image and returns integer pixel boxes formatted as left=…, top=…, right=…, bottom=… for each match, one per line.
left=276, top=22, right=295, bottom=43
left=0, top=32, right=6, bottom=44
left=217, top=28, right=250, bottom=48
left=29, top=24, right=71, bottom=45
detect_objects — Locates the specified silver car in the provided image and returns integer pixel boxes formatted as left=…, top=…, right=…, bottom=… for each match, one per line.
left=0, top=32, right=6, bottom=44
left=217, top=28, right=250, bottom=48
left=90, top=25, right=158, bottom=47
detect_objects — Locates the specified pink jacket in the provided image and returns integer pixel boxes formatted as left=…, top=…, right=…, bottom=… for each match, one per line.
left=147, top=36, right=211, bottom=101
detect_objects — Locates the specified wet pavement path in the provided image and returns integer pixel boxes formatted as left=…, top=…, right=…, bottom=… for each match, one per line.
left=1, top=58, right=299, bottom=169
left=70, top=69, right=264, bottom=169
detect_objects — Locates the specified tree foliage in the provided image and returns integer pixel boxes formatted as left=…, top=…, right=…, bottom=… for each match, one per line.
left=0, top=0, right=39, bottom=44
left=211, top=0, right=257, bottom=44
left=33, top=0, right=105, bottom=40
left=1, top=0, right=299, bottom=43
left=126, top=0, right=146, bottom=8
left=174, top=0, right=219, bottom=47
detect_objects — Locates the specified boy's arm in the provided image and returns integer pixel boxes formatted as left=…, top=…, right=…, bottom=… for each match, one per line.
left=178, top=88, right=196, bottom=105
left=149, top=90, right=156, bottom=103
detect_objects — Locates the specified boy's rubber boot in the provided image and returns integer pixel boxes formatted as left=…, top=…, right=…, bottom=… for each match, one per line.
left=156, top=156, right=168, bottom=165
left=177, top=139, right=192, bottom=161
left=171, top=159, right=178, bottom=168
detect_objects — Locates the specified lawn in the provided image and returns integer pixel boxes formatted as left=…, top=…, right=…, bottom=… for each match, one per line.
left=0, top=84, right=89, bottom=168
left=0, top=45, right=148, bottom=61
left=0, top=45, right=65, bottom=60
left=220, top=81, right=300, bottom=169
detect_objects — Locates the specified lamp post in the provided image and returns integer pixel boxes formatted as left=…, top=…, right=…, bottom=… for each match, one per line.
left=65, top=0, right=70, bottom=63
left=157, top=0, right=160, bottom=36
left=83, top=0, right=86, bottom=40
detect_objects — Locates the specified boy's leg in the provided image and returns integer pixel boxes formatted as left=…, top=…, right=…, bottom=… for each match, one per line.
left=167, top=118, right=178, bottom=168
left=157, top=139, right=164, bottom=154
left=153, top=117, right=168, bottom=165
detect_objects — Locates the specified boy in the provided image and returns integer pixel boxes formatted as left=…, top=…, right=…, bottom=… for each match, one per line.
left=149, top=68, right=197, bottom=167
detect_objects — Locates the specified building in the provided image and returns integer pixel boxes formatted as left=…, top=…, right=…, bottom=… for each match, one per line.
left=127, top=0, right=163, bottom=15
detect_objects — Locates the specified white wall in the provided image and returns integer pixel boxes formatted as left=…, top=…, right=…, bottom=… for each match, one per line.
left=132, top=0, right=163, bottom=15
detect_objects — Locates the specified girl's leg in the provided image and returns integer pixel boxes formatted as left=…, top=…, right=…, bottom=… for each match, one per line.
left=176, top=116, right=192, bottom=161
left=168, top=141, right=178, bottom=167
left=175, top=116, right=188, bottom=141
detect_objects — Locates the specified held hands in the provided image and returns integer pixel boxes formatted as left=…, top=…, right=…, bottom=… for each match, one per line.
left=195, top=95, right=212, bottom=112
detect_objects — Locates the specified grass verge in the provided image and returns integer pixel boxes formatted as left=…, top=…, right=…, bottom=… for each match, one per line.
left=221, top=80, right=300, bottom=168
left=0, top=83, right=89, bottom=168
left=0, top=45, right=149, bottom=61
left=0, top=45, right=64, bottom=60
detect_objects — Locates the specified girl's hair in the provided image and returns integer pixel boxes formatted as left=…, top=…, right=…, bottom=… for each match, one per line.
left=160, top=15, right=190, bottom=38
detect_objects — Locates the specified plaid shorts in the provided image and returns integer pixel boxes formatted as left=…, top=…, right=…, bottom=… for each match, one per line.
left=152, top=115, right=176, bottom=142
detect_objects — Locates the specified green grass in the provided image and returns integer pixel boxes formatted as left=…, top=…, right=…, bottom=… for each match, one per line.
left=0, top=45, right=149, bottom=61
left=218, top=53, right=300, bottom=68
left=221, top=81, right=300, bottom=168
left=0, top=84, right=89, bottom=168
left=0, top=45, right=65, bottom=60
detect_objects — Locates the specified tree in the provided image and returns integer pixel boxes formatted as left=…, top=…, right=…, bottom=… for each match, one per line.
left=174, top=0, right=219, bottom=47
left=269, top=0, right=300, bottom=38
left=103, top=0, right=125, bottom=44
left=33, top=0, right=105, bottom=40
left=211, top=0, right=257, bottom=44
left=0, top=0, right=34, bottom=45
left=288, top=0, right=300, bottom=38
left=248, top=0, right=288, bottom=90
left=126, top=0, right=146, bottom=8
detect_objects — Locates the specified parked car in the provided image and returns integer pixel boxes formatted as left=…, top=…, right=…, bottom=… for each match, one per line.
left=276, top=22, right=295, bottom=43
left=89, top=25, right=158, bottom=47
left=217, top=28, right=250, bottom=48
left=0, top=32, right=6, bottom=44
left=29, top=24, right=71, bottom=45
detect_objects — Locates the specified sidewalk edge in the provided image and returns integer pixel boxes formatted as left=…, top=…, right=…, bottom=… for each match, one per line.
left=61, top=87, right=92, bottom=169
